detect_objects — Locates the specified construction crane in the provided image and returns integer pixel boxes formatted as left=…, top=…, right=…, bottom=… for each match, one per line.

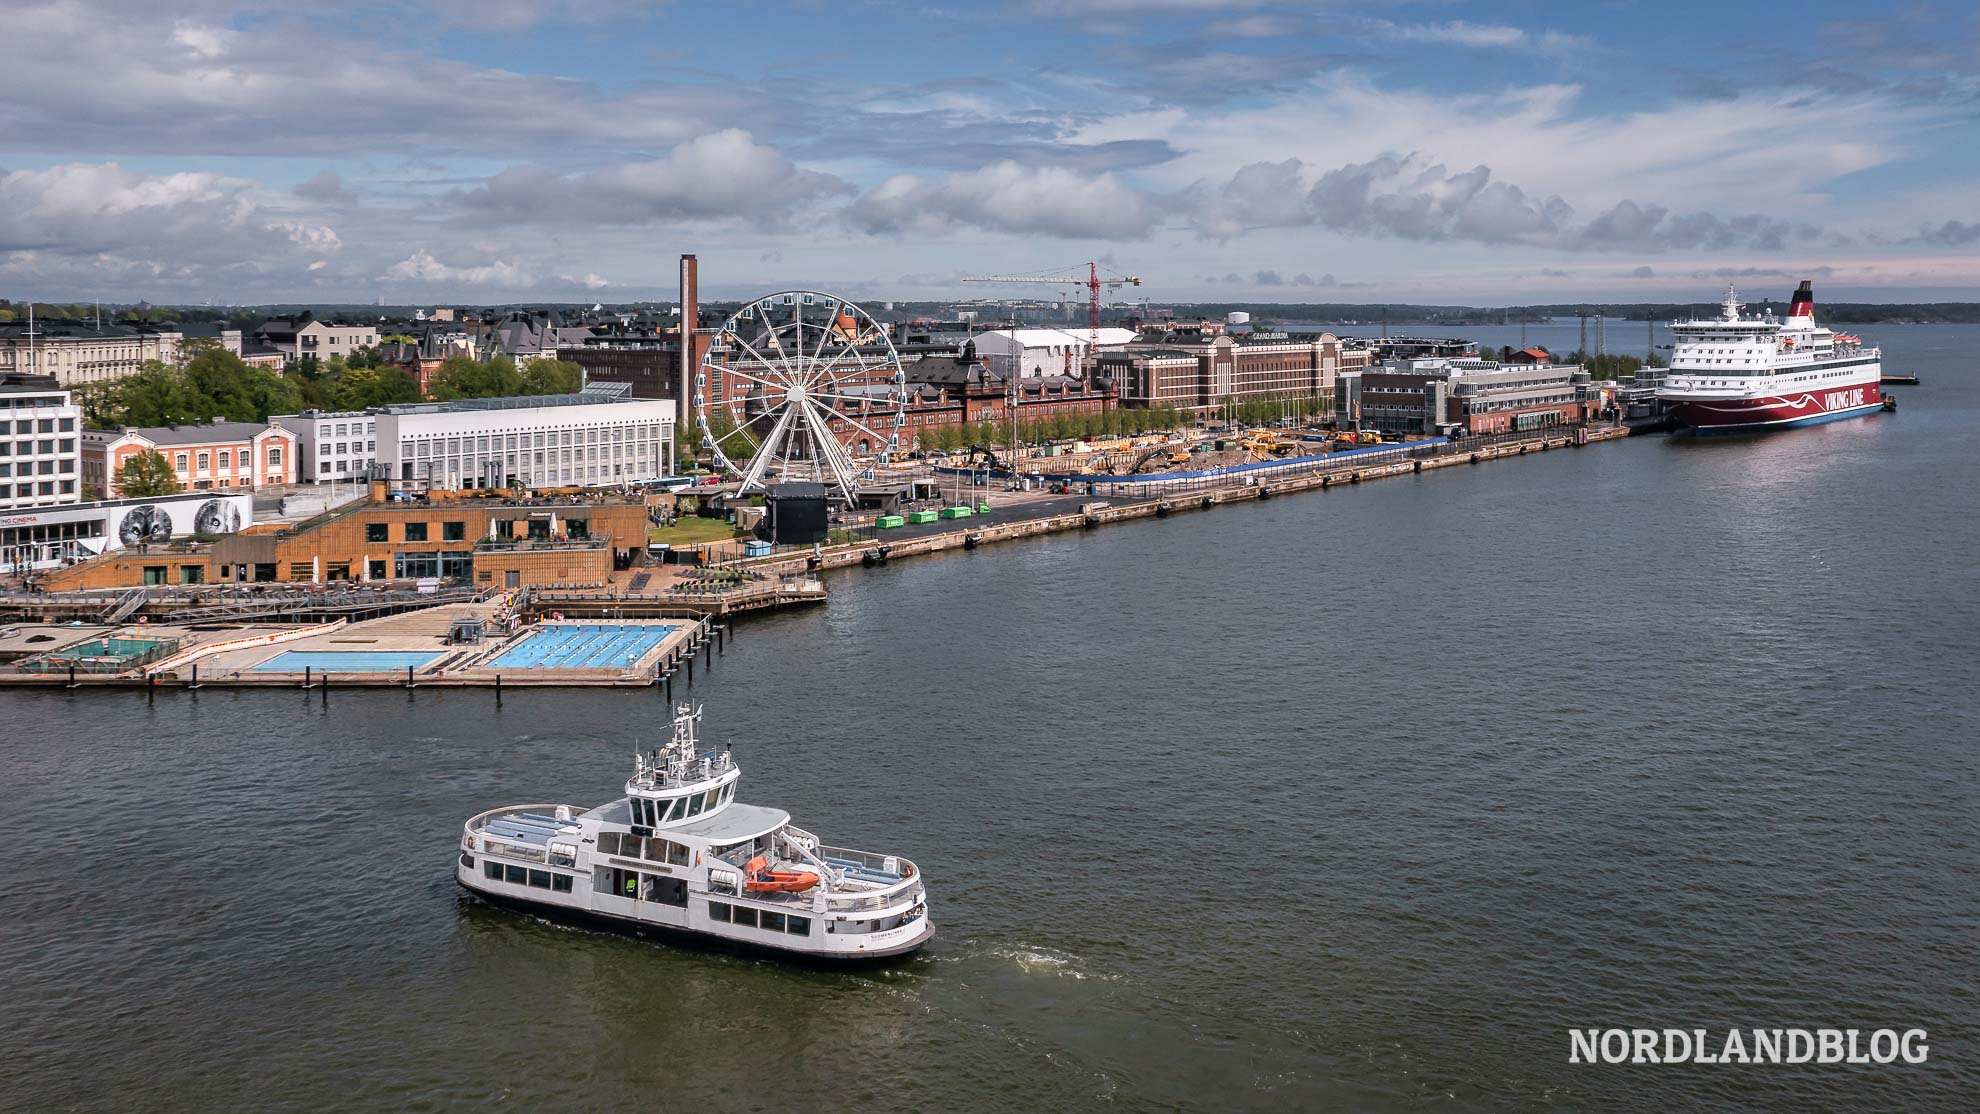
left=960, top=263, right=1143, bottom=369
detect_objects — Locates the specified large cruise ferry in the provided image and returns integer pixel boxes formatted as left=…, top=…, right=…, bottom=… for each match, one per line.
left=1657, top=281, right=1883, bottom=433
left=456, top=704, right=933, bottom=961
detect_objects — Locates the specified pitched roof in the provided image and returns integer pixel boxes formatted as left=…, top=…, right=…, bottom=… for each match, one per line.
left=121, top=421, right=278, bottom=446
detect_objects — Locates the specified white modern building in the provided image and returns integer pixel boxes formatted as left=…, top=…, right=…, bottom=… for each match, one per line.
left=0, top=490, right=253, bottom=576
left=971, top=327, right=1138, bottom=379
left=273, top=410, right=377, bottom=483
left=276, top=390, right=674, bottom=490
left=1, top=373, right=83, bottom=510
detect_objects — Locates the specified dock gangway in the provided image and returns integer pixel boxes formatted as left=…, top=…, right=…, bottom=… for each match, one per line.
left=100, top=586, right=152, bottom=625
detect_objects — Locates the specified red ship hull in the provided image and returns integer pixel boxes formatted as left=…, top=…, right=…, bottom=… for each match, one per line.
left=1665, top=380, right=1883, bottom=433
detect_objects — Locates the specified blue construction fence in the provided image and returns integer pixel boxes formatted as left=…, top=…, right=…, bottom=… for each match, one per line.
left=933, top=436, right=1449, bottom=488
left=931, top=426, right=1587, bottom=497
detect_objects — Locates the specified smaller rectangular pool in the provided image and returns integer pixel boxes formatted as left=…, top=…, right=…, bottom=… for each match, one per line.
left=251, top=650, right=443, bottom=673
left=487, top=623, right=677, bottom=670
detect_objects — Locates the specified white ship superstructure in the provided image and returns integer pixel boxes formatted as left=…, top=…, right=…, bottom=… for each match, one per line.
left=1657, top=280, right=1883, bottom=432
left=456, top=704, right=932, bottom=960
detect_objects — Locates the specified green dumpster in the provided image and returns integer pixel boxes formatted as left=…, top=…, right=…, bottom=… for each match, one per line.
left=939, top=506, right=972, bottom=519
left=907, top=510, right=939, bottom=524
left=976, top=502, right=993, bottom=513
left=876, top=515, right=906, bottom=529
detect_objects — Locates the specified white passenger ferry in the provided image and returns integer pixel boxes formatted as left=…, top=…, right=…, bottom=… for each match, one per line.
left=456, top=705, right=933, bottom=961
left=1657, top=280, right=1884, bottom=432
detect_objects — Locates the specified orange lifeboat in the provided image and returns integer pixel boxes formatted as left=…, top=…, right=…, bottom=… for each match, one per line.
left=742, top=855, right=819, bottom=893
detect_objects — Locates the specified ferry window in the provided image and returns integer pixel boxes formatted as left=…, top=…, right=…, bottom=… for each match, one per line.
left=460, top=852, right=475, bottom=869
left=596, top=831, right=620, bottom=856
left=668, top=842, right=690, bottom=867
left=709, top=902, right=731, bottom=923
left=485, top=861, right=502, bottom=880
left=702, top=789, right=719, bottom=811
left=552, top=874, right=573, bottom=894
left=788, top=916, right=810, bottom=937
left=505, top=864, right=527, bottom=885
left=686, top=794, right=705, bottom=817
left=732, top=906, right=757, bottom=928
left=762, top=912, right=786, bottom=933
left=667, top=798, right=685, bottom=821
left=528, top=870, right=551, bottom=889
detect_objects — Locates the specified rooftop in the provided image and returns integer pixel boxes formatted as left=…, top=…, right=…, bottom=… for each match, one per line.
left=117, top=421, right=277, bottom=446
left=666, top=801, right=790, bottom=843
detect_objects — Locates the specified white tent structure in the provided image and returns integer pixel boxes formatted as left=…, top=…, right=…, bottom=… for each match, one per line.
left=972, top=327, right=1137, bottom=379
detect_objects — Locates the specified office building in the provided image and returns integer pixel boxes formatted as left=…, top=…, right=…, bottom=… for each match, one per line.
left=0, top=373, right=83, bottom=509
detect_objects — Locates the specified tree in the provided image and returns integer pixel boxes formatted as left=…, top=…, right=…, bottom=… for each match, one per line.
left=430, top=355, right=525, bottom=400
left=704, top=405, right=757, bottom=458
left=520, top=358, right=582, bottom=395
left=117, top=449, right=183, bottom=498
left=373, top=366, right=424, bottom=404
left=118, top=360, right=207, bottom=427
left=335, top=366, right=386, bottom=410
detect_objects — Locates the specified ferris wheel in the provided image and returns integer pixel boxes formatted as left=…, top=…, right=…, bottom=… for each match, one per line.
left=695, top=291, right=908, bottom=501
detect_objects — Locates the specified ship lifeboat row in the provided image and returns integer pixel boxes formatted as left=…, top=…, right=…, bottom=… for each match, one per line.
left=743, top=855, right=819, bottom=893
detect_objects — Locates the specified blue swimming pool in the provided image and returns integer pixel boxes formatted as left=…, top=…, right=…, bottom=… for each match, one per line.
left=251, top=650, right=444, bottom=673
left=487, top=624, right=677, bottom=670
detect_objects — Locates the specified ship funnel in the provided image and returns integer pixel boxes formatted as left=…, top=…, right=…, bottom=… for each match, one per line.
left=1788, top=280, right=1815, bottom=321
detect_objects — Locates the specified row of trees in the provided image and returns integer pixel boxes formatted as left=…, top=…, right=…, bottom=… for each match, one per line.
left=429, top=354, right=581, bottom=400
left=75, top=343, right=589, bottom=430
left=287, top=348, right=422, bottom=410
left=913, top=404, right=1195, bottom=454
left=75, top=343, right=302, bottom=428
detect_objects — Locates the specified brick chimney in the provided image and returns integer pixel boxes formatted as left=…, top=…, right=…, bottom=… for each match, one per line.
left=678, top=254, right=698, bottom=407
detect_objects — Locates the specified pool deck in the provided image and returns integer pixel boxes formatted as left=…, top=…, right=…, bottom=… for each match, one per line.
left=151, top=605, right=705, bottom=688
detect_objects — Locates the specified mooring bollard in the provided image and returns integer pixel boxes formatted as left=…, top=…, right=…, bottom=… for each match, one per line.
left=406, top=664, right=415, bottom=689
left=305, top=665, right=312, bottom=690
left=68, top=663, right=77, bottom=689
left=190, top=663, right=198, bottom=689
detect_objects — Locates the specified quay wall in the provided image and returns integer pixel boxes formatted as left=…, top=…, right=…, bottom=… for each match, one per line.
left=760, top=424, right=1627, bottom=576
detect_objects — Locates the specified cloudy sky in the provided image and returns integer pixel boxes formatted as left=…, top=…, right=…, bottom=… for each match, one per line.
left=3, top=0, right=1978, bottom=305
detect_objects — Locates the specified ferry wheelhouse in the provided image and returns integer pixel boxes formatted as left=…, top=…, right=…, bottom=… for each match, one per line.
left=456, top=705, right=933, bottom=961
left=1657, top=280, right=1883, bottom=433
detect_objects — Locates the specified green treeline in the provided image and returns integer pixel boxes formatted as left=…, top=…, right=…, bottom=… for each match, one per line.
left=75, top=342, right=587, bottom=430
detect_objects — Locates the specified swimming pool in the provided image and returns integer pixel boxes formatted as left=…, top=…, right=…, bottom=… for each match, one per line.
left=251, top=650, right=444, bottom=673
left=487, top=624, right=677, bottom=670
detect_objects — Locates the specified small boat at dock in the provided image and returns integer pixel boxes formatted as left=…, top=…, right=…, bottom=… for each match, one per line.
left=456, top=703, right=933, bottom=961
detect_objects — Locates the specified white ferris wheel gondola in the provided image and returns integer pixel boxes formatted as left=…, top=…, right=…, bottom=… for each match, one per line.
left=694, top=291, right=908, bottom=501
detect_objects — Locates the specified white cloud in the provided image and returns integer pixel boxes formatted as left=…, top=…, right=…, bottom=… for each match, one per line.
left=853, top=162, right=1160, bottom=238
left=0, top=161, right=338, bottom=261
left=449, top=131, right=848, bottom=224
left=0, top=4, right=756, bottom=158
left=382, top=250, right=531, bottom=288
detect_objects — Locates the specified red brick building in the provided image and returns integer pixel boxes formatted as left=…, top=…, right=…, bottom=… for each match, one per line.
left=820, top=356, right=1115, bottom=452
left=1099, top=332, right=1365, bottom=416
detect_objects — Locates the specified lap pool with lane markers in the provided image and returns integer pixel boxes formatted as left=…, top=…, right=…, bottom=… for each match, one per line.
left=487, top=624, right=679, bottom=670
left=250, top=650, right=445, bottom=673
